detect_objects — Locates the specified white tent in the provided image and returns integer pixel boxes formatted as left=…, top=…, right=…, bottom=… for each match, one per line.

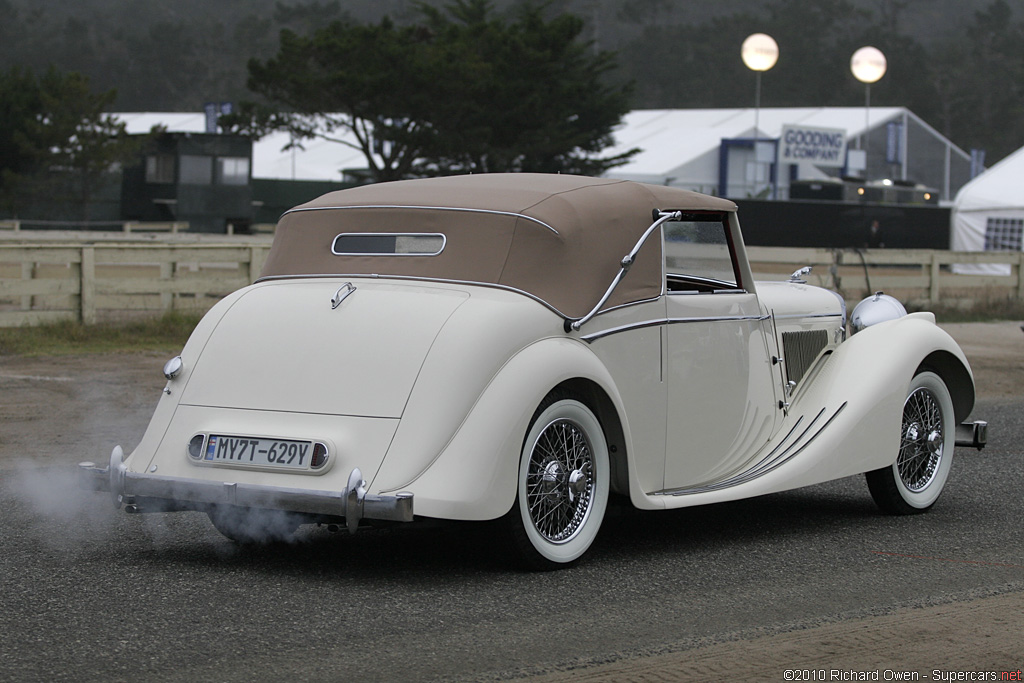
left=604, top=107, right=907, bottom=193
left=602, top=107, right=971, bottom=200
left=951, top=145, right=1024, bottom=275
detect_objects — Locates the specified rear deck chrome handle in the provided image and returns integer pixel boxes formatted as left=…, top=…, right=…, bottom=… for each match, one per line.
left=331, top=282, right=357, bottom=310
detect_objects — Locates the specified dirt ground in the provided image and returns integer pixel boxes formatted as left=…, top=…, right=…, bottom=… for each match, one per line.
left=521, top=591, right=1024, bottom=681
left=1, top=321, right=1021, bottom=680
left=937, top=321, right=1024, bottom=401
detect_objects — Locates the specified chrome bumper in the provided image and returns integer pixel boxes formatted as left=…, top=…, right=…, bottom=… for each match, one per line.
left=78, top=447, right=413, bottom=533
left=955, top=420, right=988, bottom=451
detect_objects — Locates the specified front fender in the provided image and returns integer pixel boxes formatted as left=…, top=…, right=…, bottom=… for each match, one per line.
left=774, top=311, right=974, bottom=486
left=373, top=337, right=628, bottom=521
left=645, top=312, right=977, bottom=510
left=839, top=312, right=974, bottom=419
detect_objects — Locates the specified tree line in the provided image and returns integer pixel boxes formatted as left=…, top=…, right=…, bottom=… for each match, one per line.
left=1, top=0, right=1022, bottom=214
left=0, top=67, right=149, bottom=218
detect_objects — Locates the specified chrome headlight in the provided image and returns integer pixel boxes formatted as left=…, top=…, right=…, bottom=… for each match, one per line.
left=850, top=292, right=907, bottom=334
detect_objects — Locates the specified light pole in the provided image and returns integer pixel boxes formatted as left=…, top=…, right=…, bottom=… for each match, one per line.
left=741, top=33, right=779, bottom=141
left=741, top=33, right=778, bottom=196
left=850, top=46, right=887, bottom=177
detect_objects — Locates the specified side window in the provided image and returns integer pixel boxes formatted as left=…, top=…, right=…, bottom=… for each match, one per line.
left=664, top=216, right=739, bottom=290
left=179, top=155, right=213, bottom=185
left=145, top=154, right=175, bottom=184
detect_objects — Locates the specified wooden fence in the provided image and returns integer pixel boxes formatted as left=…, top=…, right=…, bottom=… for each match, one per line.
left=1, top=238, right=1022, bottom=327
left=0, top=220, right=276, bottom=234
left=0, top=239, right=271, bottom=326
left=746, top=246, right=1024, bottom=308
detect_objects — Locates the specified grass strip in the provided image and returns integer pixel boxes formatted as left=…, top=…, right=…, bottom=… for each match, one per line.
left=0, top=311, right=201, bottom=356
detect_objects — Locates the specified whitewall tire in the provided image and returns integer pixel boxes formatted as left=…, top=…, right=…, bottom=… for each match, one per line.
left=505, top=394, right=610, bottom=570
left=866, top=371, right=955, bottom=514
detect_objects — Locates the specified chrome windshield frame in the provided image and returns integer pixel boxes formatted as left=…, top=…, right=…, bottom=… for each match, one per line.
left=567, top=210, right=682, bottom=332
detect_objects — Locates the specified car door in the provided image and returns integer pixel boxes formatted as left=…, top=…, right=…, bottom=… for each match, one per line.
left=661, top=215, right=779, bottom=492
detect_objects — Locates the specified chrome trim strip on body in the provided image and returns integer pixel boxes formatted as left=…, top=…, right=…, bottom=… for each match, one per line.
left=654, top=402, right=848, bottom=496
left=580, top=314, right=770, bottom=343
left=253, top=273, right=768, bottom=340
left=772, top=312, right=845, bottom=320
left=668, top=288, right=748, bottom=296
left=253, top=273, right=662, bottom=327
left=285, top=204, right=560, bottom=235
left=255, top=272, right=570, bottom=318
left=580, top=319, right=666, bottom=342
left=666, top=314, right=769, bottom=324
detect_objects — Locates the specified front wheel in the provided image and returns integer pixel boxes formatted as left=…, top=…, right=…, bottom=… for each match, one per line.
left=504, top=395, right=610, bottom=570
left=866, top=371, right=955, bottom=514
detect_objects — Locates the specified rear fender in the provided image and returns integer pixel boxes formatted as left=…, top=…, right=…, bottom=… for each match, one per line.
left=126, top=287, right=252, bottom=473
left=373, top=337, right=628, bottom=521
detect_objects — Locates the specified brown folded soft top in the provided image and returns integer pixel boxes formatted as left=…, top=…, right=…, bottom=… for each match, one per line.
left=260, top=173, right=737, bottom=319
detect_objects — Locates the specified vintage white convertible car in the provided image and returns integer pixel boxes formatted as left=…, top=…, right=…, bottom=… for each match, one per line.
left=81, top=174, right=987, bottom=569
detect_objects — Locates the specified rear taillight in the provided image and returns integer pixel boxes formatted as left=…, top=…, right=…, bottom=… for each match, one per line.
left=311, top=443, right=329, bottom=469
left=188, top=434, right=206, bottom=459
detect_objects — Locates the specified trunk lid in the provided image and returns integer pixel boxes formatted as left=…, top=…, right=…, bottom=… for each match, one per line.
left=179, top=279, right=469, bottom=418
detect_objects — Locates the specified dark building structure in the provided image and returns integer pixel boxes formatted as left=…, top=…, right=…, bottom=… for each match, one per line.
left=121, top=132, right=254, bottom=233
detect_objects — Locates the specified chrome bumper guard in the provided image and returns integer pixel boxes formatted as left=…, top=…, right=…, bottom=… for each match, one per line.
left=955, top=420, right=988, bottom=451
left=78, top=447, right=413, bottom=533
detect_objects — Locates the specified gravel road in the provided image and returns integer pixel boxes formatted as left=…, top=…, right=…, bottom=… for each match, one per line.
left=0, top=321, right=1020, bottom=682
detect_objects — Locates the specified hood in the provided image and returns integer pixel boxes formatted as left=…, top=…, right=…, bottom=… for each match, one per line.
left=179, top=280, right=469, bottom=418
left=756, top=281, right=845, bottom=321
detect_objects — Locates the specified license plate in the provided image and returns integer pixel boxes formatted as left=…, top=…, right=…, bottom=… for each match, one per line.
left=204, top=435, right=313, bottom=470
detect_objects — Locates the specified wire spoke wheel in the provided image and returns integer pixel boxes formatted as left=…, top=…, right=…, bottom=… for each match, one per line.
left=867, top=371, right=955, bottom=514
left=897, top=386, right=944, bottom=492
left=526, top=418, right=595, bottom=543
left=505, top=394, right=610, bottom=570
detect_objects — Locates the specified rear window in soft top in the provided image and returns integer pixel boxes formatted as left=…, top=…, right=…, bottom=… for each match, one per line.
left=331, top=233, right=446, bottom=256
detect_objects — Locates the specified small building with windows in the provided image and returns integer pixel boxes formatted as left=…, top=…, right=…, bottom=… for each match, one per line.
left=121, top=131, right=254, bottom=233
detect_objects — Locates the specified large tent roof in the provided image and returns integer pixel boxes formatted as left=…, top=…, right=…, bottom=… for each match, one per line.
left=259, top=173, right=736, bottom=319
left=952, top=144, right=1024, bottom=213
left=603, top=107, right=909, bottom=178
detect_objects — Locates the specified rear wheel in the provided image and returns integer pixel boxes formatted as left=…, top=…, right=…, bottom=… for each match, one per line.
left=866, top=371, right=954, bottom=514
left=504, top=394, right=610, bottom=570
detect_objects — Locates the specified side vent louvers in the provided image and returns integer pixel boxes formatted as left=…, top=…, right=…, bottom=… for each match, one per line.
left=782, top=330, right=828, bottom=386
